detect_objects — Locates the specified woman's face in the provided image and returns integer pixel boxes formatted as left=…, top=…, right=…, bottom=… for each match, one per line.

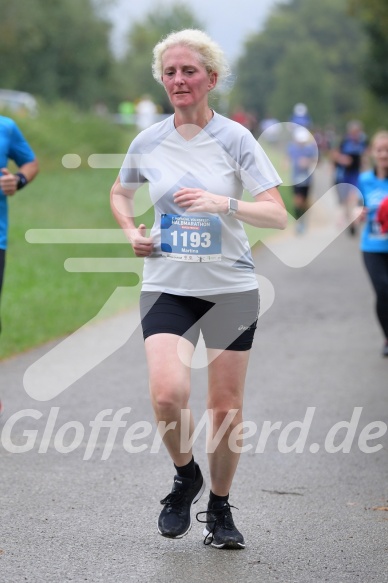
left=372, top=136, right=388, bottom=171
left=161, top=45, right=217, bottom=110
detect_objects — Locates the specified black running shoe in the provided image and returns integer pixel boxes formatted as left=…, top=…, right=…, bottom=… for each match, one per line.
left=158, top=462, right=205, bottom=538
left=196, top=501, right=245, bottom=549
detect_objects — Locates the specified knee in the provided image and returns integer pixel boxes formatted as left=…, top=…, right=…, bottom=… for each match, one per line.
left=151, top=382, right=189, bottom=418
left=208, top=402, right=242, bottom=432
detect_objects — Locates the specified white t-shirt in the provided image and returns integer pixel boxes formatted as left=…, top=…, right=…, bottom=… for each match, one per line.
left=120, top=111, right=281, bottom=296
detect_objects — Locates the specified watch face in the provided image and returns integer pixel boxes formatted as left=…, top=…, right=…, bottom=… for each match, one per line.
left=230, top=198, right=238, bottom=213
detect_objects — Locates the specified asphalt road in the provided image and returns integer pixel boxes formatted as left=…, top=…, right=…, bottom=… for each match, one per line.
left=0, top=163, right=387, bottom=583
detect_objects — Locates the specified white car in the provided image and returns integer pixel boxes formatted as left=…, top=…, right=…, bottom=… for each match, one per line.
left=0, top=89, right=38, bottom=116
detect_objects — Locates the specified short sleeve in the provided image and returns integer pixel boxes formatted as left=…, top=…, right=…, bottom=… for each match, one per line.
left=119, top=135, right=147, bottom=190
left=238, top=132, right=282, bottom=197
left=8, top=122, right=35, bottom=166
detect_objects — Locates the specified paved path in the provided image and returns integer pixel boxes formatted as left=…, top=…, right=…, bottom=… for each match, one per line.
left=1, top=163, right=387, bottom=583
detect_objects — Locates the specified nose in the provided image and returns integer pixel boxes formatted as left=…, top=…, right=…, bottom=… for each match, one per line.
left=174, top=70, right=185, bottom=85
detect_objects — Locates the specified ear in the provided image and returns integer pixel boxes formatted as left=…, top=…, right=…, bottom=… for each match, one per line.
left=208, top=71, right=218, bottom=91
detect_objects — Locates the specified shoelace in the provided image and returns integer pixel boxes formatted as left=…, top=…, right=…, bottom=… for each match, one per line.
left=196, top=503, right=238, bottom=545
left=160, top=490, right=187, bottom=514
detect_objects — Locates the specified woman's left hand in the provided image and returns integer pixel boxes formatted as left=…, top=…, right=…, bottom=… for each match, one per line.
left=174, top=187, right=227, bottom=214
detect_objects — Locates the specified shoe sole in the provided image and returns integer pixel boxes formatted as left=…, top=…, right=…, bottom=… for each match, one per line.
left=158, top=478, right=206, bottom=539
left=203, top=527, right=245, bottom=549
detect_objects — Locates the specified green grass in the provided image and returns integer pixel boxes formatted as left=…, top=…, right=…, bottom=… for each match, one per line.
left=1, top=168, right=153, bottom=360
left=0, top=105, right=292, bottom=360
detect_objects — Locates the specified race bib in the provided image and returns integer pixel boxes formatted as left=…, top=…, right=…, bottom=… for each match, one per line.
left=370, top=218, right=388, bottom=240
left=160, top=214, right=222, bottom=262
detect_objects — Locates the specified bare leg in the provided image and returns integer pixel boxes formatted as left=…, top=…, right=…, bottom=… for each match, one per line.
left=145, top=333, right=195, bottom=467
left=206, top=348, right=251, bottom=496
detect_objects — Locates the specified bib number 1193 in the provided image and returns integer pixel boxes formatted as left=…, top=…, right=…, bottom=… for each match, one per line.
left=170, top=230, right=211, bottom=248
left=161, top=214, right=222, bottom=262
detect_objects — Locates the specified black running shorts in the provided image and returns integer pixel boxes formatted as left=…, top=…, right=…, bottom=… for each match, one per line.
left=140, top=289, right=259, bottom=351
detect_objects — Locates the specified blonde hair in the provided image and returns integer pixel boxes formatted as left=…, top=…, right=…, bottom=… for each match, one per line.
left=152, top=29, right=230, bottom=85
left=371, top=130, right=388, bottom=146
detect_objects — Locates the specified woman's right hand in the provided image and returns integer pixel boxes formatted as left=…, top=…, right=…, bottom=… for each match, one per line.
left=130, top=224, right=154, bottom=257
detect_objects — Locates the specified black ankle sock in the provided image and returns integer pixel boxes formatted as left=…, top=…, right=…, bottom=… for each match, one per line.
left=209, top=490, right=229, bottom=507
left=174, top=456, right=196, bottom=481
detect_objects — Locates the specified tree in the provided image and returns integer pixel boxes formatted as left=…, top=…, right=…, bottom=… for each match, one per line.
left=230, top=0, right=367, bottom=125
left=119, top=3, right=204, bottom=111
left=349, top=0, right=388, bottom=100
left=0, top=0, right=117, bottom=108
left=270, top=42, right=333, bottom=124
left=349, top=0, right=388, bottom=29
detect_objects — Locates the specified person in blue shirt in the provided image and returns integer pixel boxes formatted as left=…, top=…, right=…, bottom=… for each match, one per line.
left=287, top=126, right=317, bottom=234
left=331, top=120, right=369, bottom=235
left=358, top=130, right=388, bottom=357
left=0, top=116, right=39, bottom=414
left=289, top=103, right=312, bottom=129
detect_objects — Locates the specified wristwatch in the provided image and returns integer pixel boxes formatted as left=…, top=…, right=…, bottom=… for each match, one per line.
left=226, top=197, right=238, bottom=216
left=15, top=172, right=28, bottom=190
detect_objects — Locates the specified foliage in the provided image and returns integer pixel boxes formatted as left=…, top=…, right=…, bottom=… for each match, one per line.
left=349, top=0, right=388, bottom=100
left=11, top=101, right=133, bottom=171
left=349, top=0, right=388, bottom=29
left=230, top=0, right=367, bottom=125
left=119, top=3, right=204, bottom=111
left=270, top=41, right=333, bottom=123
left=0, top=0, right=117, bottom=109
